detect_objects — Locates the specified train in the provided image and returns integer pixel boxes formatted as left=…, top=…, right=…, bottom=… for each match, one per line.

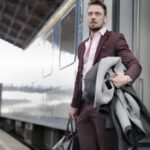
left=0, top=0, right=149, bottom=149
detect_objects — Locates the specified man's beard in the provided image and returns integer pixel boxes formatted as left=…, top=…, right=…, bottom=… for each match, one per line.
left=89, top=26, right=101, bottom=32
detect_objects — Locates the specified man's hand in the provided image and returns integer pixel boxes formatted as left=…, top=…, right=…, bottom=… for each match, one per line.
left=109, top=73, right=132, bottom=88
left=69, top=107, right=78, bottom=120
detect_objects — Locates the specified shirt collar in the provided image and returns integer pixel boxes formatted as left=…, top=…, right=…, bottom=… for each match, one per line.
left=98, top=26, right=107, bottom=36
left=90, top=26, right=107, bottom=38
left=85, top=26, right=107, bottom=48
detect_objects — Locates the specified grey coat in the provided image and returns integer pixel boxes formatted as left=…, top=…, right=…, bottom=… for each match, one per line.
left=83, top=57, right=150, bottom=148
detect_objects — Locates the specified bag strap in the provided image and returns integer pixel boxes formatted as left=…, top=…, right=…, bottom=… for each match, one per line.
left=65, top=118, right=74, bottom=134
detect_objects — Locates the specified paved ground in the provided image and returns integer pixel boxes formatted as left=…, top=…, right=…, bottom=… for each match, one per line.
left=0, top=130, right=30, bottom=150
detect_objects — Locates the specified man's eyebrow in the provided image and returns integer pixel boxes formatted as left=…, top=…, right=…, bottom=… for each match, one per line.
left=88, top=11, right=99, bottom=13
left=88, top=11, right=101, bottom=14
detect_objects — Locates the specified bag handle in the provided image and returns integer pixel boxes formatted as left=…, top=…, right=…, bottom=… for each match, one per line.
left=65, top=118, right=74, bottom=135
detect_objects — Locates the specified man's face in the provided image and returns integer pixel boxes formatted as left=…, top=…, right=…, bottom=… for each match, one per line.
left=87, top=5, right=107, bottom=32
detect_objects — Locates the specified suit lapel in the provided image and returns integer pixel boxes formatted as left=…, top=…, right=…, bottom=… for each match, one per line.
left=93, top=30, right=110, bottom=64
left=80, top=38, right=89, bottom=67
left=80, top=47, right=85, bottom=67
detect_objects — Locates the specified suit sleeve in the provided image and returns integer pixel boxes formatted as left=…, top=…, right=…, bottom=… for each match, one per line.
left=115, top=33, right=142, bottom=81
left=71, top=45, right=83, bottom=108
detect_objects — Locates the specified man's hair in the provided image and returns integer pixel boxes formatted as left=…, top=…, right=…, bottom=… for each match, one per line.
left=88, top=0, right=107, bottom=15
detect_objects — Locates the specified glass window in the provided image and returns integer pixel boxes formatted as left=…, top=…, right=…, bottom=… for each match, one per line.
left=60, top=8, right=76, bottom=69
left=43, top=31, right=53, bottom=77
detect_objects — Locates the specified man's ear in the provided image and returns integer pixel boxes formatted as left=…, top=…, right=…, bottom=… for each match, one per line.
left=104, top=15, right=108, bottom=25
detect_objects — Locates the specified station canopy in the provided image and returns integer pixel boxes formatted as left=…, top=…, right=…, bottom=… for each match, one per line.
left=0, top=0, right=64, bottom=49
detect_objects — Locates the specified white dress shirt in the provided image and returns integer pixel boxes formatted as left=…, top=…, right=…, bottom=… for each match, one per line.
left=82, top=26, right=107, bottom=91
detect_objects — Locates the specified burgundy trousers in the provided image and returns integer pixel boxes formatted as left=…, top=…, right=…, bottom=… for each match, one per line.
left=76, top=101, right=118, bottom=150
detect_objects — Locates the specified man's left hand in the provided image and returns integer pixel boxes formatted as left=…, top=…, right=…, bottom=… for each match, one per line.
left=108, top=73, right=132, bottom=88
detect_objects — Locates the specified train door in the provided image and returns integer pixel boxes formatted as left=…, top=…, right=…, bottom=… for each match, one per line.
left=134, top=0, right=150, bottom=111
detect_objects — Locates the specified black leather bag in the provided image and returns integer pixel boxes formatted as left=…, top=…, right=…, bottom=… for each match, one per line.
left=51, top=119, right=80, bottom=150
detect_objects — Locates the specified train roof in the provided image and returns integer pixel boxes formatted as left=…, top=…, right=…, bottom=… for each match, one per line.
left=0, top=0, right=65, bottom=49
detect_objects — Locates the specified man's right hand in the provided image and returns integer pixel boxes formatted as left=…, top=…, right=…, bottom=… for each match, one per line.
left=69, top=107, right=78, bottom=120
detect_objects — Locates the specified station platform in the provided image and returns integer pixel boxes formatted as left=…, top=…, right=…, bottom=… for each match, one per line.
left=0, top=129, right=30, bottom=150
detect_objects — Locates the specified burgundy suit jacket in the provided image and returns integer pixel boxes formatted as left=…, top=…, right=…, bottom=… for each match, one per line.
left=71, top=30, right=142, bottom=108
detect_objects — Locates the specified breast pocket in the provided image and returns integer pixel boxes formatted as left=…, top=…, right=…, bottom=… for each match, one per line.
left=100, top=45, right=115, bottom=57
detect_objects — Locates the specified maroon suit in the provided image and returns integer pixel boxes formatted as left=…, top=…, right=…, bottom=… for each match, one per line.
left=71, top=31, right=142, bottom=150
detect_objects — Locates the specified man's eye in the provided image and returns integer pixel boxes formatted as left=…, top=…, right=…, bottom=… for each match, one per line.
left=88, top=12, right=92, bottom=16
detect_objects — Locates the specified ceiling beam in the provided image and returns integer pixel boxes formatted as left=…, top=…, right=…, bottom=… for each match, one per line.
left=0, top=12, right=35, bottom=31
left=0, top=30, right=24, bottom=44
left=14, top=1, right=40, bottom=44
left=5, top=0, right=23, bottom=39
left=0, top=23, right=30, bottom=38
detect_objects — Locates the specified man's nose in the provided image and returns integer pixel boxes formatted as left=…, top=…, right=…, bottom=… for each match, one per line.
left=91, top=14, right=96, bottom=19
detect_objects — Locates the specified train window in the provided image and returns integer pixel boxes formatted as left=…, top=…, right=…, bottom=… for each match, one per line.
left=60, top=8, right=76, bottom=69
left=43, top=31, right=53, bottom=77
